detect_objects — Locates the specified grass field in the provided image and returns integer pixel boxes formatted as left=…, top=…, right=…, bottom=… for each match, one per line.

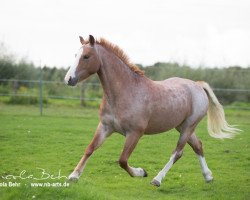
left=0, top=103, right=249, bottom=200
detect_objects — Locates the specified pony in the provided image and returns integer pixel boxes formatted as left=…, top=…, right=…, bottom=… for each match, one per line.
left=64, top=35, right=240, bottom=187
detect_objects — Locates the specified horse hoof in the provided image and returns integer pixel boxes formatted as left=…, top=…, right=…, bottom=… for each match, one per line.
left=150, top=179, right=161, bottom=187
left=204, top=170, right=213, bottom=183
left=68, top=172, right=80, bottom=182
left=142, top=168, right=148, bottom=177
left=205, top=176, right=213, bottom=183
left=68, top=176, right=78, bottom=182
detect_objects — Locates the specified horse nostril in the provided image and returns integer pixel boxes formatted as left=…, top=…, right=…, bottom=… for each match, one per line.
left=67, top=76, right=78, bottom=86
left=68, top=76, right=72, bottom=84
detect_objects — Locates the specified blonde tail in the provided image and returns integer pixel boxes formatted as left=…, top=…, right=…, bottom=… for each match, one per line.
left=197, top=81, right=241, bottom=139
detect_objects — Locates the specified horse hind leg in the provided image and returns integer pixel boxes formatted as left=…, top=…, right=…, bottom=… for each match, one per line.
left=151, top=130, right=190, bottom=187
left=188, top=133, right=213, bottom=182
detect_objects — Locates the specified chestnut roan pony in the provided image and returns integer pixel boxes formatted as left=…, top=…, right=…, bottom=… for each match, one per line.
left=65, top=35, right=240, bottom=187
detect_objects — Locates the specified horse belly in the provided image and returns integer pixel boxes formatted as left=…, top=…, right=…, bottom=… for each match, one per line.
left=144, top=100, right=191, bottom=134
left=145, top=113, right=185, bottom=134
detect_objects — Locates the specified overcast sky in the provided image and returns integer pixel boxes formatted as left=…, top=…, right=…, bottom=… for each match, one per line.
left=0, top=0, right=250, bottom=68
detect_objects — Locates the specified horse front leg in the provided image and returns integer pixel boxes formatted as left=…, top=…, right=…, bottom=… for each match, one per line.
left=119, top=132, right=147, bottom=177
left=68, top=122, right=113, bottom=181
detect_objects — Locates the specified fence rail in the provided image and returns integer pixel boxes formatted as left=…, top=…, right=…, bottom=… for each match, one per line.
left=213, top=88, right=250, bottom=92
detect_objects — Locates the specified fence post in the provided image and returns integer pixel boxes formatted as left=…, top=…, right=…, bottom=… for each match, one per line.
left=80, top=83, right=86, bottom=106
left=39, top=65, right=43, bottom=116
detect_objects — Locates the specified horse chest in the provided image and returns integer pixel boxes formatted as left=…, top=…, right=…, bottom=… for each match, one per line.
left=101, top=107, right=144, bottom=135
left=100, top=111, right=126, bottom=134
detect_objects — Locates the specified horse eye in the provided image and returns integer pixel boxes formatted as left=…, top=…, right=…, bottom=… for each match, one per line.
left=83, top=55, right=90, bottom=60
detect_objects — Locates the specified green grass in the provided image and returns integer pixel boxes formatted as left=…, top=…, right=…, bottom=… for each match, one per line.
left=0, top=103, right=249, bottom=200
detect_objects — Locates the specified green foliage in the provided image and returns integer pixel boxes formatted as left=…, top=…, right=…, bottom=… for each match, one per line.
left=0, top=59, right=16, bottom=80
left=8, top=95, right=48, bottom=105
left=42, top=66, right=67, bottom=82
left=0, top=60, right=39, bottom=81
left=0, top=84, right=9, bottom=94
left=6, top=86, right=48, bottom=105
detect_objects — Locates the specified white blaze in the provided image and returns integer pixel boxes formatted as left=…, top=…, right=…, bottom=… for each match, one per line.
left=64, top=47, right=83, bottom=84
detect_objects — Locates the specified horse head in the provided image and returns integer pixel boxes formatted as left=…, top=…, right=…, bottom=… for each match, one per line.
left=64, top=35, right=101, bottom=86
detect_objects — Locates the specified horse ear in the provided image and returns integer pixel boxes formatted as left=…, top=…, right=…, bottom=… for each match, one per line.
left=89, top=35, right=95, bottom=46
left=79, top=36, right=84, bottom=45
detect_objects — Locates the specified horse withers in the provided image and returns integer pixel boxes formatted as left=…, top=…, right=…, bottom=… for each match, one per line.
left=64, top=35, right=240, bottom=187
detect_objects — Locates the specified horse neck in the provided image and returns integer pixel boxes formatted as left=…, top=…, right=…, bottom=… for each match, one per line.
left=96, top=45, right=142, bottom=101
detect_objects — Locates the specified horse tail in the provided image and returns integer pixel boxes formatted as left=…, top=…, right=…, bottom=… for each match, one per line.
left=197, top=81, right=241, bottom=139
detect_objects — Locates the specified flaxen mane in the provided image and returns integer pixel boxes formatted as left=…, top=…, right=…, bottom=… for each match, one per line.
left=97, top=38, right=144, bottom=76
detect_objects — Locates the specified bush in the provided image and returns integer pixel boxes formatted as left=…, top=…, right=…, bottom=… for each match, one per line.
left=0, top=85, right=9, bottom=94
left=8, top=95, right=48, bottom=105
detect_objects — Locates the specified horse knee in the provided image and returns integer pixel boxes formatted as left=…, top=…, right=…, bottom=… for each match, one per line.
left=192, top=140, right=204, bottom=156
left=176, top=151, right=183, bottom=159
left=196, top=140, right=204, bottom=155
left=173, top=150, right=183, bottom=163
left=84, top=147, right=94, bottom=157
left=188, top=135, right=204, bottom=156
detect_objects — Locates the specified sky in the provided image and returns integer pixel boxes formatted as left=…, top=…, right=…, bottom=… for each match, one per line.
left=0, top=0, right=250, bottom=68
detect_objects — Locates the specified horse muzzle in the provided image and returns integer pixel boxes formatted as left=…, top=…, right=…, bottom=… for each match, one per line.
left=65, top=76, right=79, bottom=86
